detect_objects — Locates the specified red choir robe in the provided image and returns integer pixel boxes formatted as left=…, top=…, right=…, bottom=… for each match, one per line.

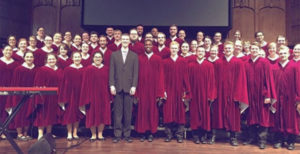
left=129, top=42, right=144, bottom=55
left=79, top=64, right=111, bottom=128
left=88, top=43, right=99, bottom=55
left=154, top=46, right=171, bottom=59
left=57, top=56, right=72, bottom=69
left=207, top=57, right=224, bottom=129
left=32, top=66, right=63, bottom=126
left=180, top=54, right=197, bottom=63
left=188, top=59, right=217, bottom=131
left=27, top=46, right=38, bottom=53
left=92, top=48, right=112, bottom=67
left=107, top=42, right=122, bottom=52
left=12, top=51, right=24, bottom=64
left=162, top=56, right=191, bottom=124
left=81, top=54, right=92, bottom=67
left=272, top=61, right=300, bottom=135
left=34, top=48, right=54, bottom=67
left=135, top=53, right=165, bottom=133
left=245, top=57, right=277, bottom=127
left=165, top=37, right=184, bottom=47
left=51, top=44, right=60, bottom=54
left=59, top=65, right=84, bottom=125
left=5, top=64, right=36, bottom=128
left=0, top=59, right=19, bottom=123
left=106, top=36, right=115, bottom=45
left=215, top=56, right=248, bottom=132
left=267, top=56, right=279, bottom=70
left=36, top=39, right=44, bottom=49
left=71, top=44, right=81, bottom=53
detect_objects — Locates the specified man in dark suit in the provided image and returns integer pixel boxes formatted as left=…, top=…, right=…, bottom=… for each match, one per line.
left=109, top=33, right=139, bottom=143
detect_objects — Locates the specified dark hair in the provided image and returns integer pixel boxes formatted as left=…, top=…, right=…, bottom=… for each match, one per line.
left=254, top=31, right=263, bottom=37
left=90, top=31, right=98, bottom=36
left=92, top=51, right=104, bottom=64
left=23, top=51, right=34, bottom=58
left=59, top=43, right=71, bottom=54
left=45, top=53, right=57, bottom=65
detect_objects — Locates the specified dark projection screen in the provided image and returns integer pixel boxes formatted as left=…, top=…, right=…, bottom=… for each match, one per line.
left=82, top=0, right=230, bottom=27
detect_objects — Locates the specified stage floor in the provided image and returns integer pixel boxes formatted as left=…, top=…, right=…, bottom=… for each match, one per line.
left=0, top=137, right=299, bottom=154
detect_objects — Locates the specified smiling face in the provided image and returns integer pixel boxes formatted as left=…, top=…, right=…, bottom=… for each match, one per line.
left=46, top=54, right=57, bottom=67
left=2, top=46, right=13, bottom=59
left=181, top=42, right=189, bottom=54
left=278, top=46, right=290, bottom=62
left=24, top=52, right=34, bottom=65
left=157, top=33, right=166, bottom=46
left=8, top=36, right=16, bottom=47
left=209, top=46, right=219, bottom=58
left=81, top=43, right=89, bottom=54
left=268, top=43, right=277, bottom=56
left=169, top=25, right=178, bottom=37
left=196, top=47, right=205, bottom=60
left=53, top=33, right=62, bottom=44
left=250, top=44, right=260, bottom=58
left=44, top=36, right=53, bottom=48
left=129, top=29, right=138, bottom=42
left=106, top=27, right=114, bottom=37
left=224, top=43, right=234, bottom=57
left=93, top=52, right=103, bottom=65
left=72, top=52, right=82, bottom=65
left=73, top=35, right=82, bottom=46
left=293, top=44, right=300, bottom=58
left=59, top=45, right=68, bottom=56
left=99, top=36, right=108, bottom=48
left=170, top=42, right=179, bottom=57
left=29, top=36, right=37, bottom=48
left=18, top=39, right=27, bottom=52
left=121, top=35, right=130, bottom=48
left=144, top=40, right=153, bottom=54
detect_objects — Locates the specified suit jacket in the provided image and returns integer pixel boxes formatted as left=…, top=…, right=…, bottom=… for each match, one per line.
left=109, top=49, right=139, bottom=93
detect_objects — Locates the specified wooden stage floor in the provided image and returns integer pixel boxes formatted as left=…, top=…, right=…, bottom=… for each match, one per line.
left=0, top=137, right=300, bottom=154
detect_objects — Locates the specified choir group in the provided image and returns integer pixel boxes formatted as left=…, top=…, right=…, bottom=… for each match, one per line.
left=0, top=24, right=300, bottom=151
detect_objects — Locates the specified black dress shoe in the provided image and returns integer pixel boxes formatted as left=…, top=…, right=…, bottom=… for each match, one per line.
left=287, top=143, right=295, bottom=150
left=177, top=137, right=183, bottom=143
left=243, top=138, right=254, bottom=145
left=89, top=138, right=97, bottom=142
left=124, top=137, right=133, bottom=143
left=230, top=137, right=239, bottom=146
left=113, top=137, right=121, bottom=143
left=258, top=142, right=266, bottom=149
left=207, top=136, right=215, bottom=144
left=148, top=135, right=153, bottom=142
left=200, top=136, right=207, bottom=144
left=164, top=137, right=172, bottom=142
left=273, top=142, right=281, bottom=149
left=98, top=137, right=105, bottom=141
left=140, top=136, right=146, bottom=142
left=193, top=138, right=200, bottom=144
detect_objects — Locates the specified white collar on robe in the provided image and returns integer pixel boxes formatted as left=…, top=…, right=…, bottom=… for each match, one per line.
left=58, top=55, right=68, bottom=61
left=251, top=56, right=259, bottom=63
left=70, top=63, right=83, bottom=69
left=198, top=41, right=204, bottom=46
left=13, top=47, right=18, bottom=51
left=236, top=52, right=245, bottom=58
left=170, top=36, right=177, bottom=41
left=52, top=42, right=61, bottom=47
left=16, top=50, right=25, bottom=57
left=72, top=43, right=81, bottom=50
left=22, top=62, right=35, bottom=69
left=45, top=64, right=58, bottom=70
left=81, top=53, right=90, bottom=60
left=107, top=36, right=113, bottom=40
left=91, top=43, right=98, bottom=49
left=27, top=46, right=37, bottom=52
left=197, top=58, right=205, bottom=64
left=0, top=57, right=14, bottom=64
left=244, top=51, right=251, bottom=56
left=145, top=52, right=153, bottom=59
left=279, top=60, right=289, bottom=68
left=62, top=40, right=72, bottom=44
left=42, top=46, right=53, bottom=53
left=225, top=55, right=234, bottom=62
left=92, top=63, right=104, bottom=69
left=267, top=54, right=279, bottom=61
left=138, top=36, right=142, bottom=41
left=189, top=51, right=196, bottom=55
left=208, top=56, right=219, bottom=62
left=114, top=41, right=121, bottom=46
left=171, top=54, right=178, bottom=62
left=294, top=57, right=300, bottom=62
left=158, top=45, right=165, bottom=52
left=180, top=52, right=191, bottom=57
left=99, top=47, right=107, bottom=54
left=36, top=36, right=44, bottom=42
left=260, top=41, right=267, bottom=47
